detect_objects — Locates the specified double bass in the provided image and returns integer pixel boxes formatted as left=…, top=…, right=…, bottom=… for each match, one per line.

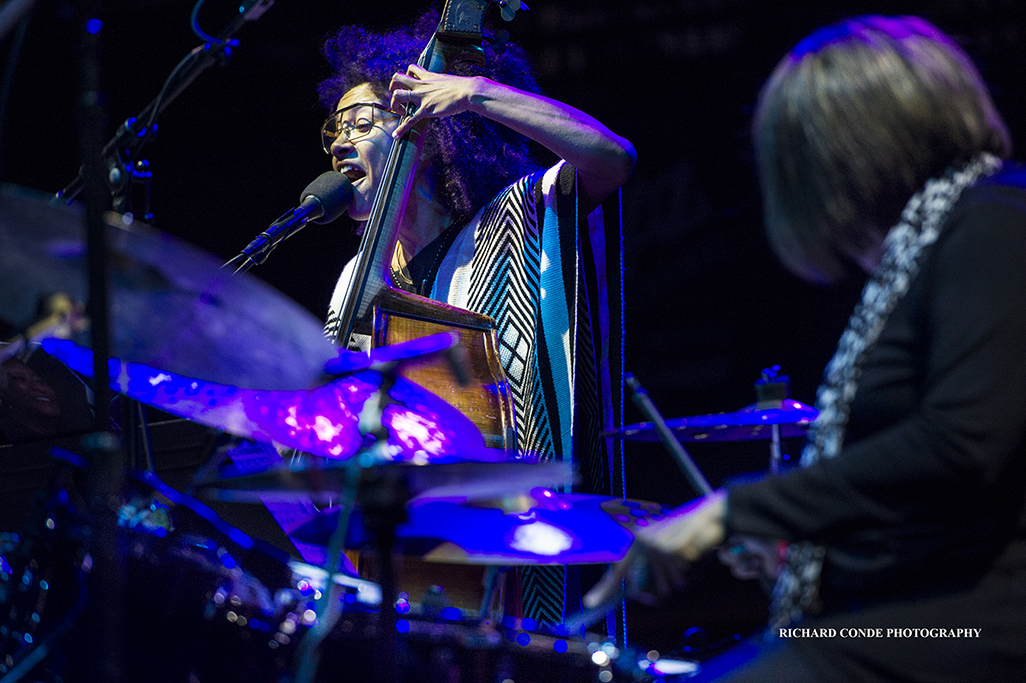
left=330, top=0, right=521, bottom=451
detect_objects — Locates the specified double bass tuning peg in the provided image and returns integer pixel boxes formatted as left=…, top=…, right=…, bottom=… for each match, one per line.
left=496, top=0, right=527, bottom=22
left=486, top=29, right=511, bottom=55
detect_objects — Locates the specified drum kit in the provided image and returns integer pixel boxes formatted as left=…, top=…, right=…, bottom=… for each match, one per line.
left=0, top=184, right=817, bottom=681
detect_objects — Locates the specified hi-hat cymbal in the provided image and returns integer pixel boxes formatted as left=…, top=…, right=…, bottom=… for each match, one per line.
left=0, top=184, right=334, bottom=390
left=289, top=489, right=671, bottom=565
left=609, top=399, right=818, bottom=443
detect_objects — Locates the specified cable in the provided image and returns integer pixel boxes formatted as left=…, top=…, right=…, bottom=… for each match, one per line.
left=190, top=0, right=239, bottom=47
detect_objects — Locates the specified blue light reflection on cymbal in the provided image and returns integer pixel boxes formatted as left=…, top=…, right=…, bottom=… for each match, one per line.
left=403, top=489, right=663, bottom=565
left=288, top=489, right=670, bottom=564
left=619, top=399, right=818, bottom=442
left=43, top=338, right=484, bottom=462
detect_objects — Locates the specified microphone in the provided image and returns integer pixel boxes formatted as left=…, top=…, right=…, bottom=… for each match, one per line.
left=234, top=171, right=352, bottom=268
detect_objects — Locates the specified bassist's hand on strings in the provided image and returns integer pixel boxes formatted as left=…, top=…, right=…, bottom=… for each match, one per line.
left=389, top=65, right=476, bottom=135
left=387, top=63, right=635, bottom=212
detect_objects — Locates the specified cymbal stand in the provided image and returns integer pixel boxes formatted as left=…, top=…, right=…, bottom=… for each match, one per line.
left=754, top=366, right=789, bottom=475
left=292, top=457, right=362, bottom=683
left=625, top=373, right=713, bottom=497
left=119, top=396, right=155, bottom=473
left=294, top=363, right=407, bottom=683
left=478, top=565, right=511, bottom=620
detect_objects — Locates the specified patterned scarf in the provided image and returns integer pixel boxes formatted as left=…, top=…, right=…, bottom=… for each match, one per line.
left=769, top=152, right=1003, bottom=630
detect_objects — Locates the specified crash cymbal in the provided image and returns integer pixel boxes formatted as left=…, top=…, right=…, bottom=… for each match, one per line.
left=43, top=338, right=487, bottom=463
left=610, top=399, right=818, bottom=443
left=290, top=489, right=671, bottom=565
left=0, top=184, right=334, bottom=390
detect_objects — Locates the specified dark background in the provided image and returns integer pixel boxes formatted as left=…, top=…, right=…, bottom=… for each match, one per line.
left=2, top=0, right=1024, bottom=659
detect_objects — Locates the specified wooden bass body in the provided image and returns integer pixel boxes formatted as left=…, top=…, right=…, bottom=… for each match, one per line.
left=368, top=288, right=515, bottom=451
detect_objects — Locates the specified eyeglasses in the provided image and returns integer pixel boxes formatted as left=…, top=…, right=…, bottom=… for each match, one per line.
left=320, top=102, right=401, bottom=154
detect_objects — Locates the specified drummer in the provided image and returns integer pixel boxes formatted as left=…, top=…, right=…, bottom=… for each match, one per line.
left=586, top=15, right=1026, bottom=682
left=318, top=10, right=635, bottom=624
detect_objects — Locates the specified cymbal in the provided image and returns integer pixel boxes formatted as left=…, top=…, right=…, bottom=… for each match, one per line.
left=610, top=399, right=818, bottom=443
left=192, top=459, right=572, bottom=506
left=44, top=337, right=487, bottom=463
left=289, top=489, right=671, bottom=565
left=0, top=184, right=335, bottom=390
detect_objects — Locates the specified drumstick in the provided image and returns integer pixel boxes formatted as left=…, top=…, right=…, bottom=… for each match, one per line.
left=625, top=374, right=713, bottom=497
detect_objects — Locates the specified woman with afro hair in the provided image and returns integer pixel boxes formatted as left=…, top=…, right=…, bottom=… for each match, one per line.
left=319, top=10, right=635, bottom=626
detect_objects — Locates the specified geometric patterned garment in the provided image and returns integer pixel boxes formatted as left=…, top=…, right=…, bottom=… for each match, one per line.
left=325, top=162, right=625, bottom=629
left=434, top=161, right=626, bottom=628
left=435, top=166, right=563, bottom=467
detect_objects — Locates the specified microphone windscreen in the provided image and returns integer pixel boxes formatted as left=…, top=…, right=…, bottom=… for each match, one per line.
left=302, top=171, right=353, bottom=224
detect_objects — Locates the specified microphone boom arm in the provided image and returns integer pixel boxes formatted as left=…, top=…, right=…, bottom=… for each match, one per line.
left=55, top=0, right=275, bottom=208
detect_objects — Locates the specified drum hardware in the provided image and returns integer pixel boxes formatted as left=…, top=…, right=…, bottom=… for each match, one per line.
left=12, top=234, right=565, bottom=683
left=287, top=560, right=382, bottom=608
left=42, top=337, right=489, bottom=470
left=289, top=490, right=671, bottom=568
left=320, top=329, right=470, bottom=383
left=0, top=185, right=663, bottom=680
left=111, top=469, right=316, bottom=683
left=288, top=361, right=422, bottom=683
left=624, top=373, right=713, bottom=497
left=0, top=461, right=89, bottom=682
left=45, top=8, right=281, bottom=674
left=636, top=655, right=701, bottom=679
left=753, top=365, right=795, bottom=474
left=311, top=611, right=639, bottom=683
left=276, top=357, right=571, bottom=683
left=196, top=458, right=570, bottom=506
left=608, top=396, right=815, bottom=444
left=608, top=367, right=816, bottom=475
left=289, top=488, right=672, bottom=634
left=1, top=184, right=337, bottom=392
left=478, top=565, right=511, bottom=620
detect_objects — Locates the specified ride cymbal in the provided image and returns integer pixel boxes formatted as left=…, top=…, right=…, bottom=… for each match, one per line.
left=44, top=338, right=488, bottom=463
left=0, top=184, right=334, bottom=390
left=609, top=399, right=817, bottom=442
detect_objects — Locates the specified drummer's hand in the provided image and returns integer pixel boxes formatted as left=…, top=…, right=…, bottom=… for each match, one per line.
left=39, top=292, right=88, bottom=339
left=389, top=65, right=475, bottom=139
left=583, top=491, right=727, bottom=610
left=717, top=535, right=783, bottom=582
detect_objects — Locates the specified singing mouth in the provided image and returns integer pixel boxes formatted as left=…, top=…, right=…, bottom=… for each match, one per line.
left=338, top=165, right=365, bottom=183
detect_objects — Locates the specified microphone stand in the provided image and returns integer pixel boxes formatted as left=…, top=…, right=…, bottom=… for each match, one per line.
left=224, top=206, right=314, bottom=274
left=54, top=0, right=274, bottom=212
left=50, top=5, right=271, bottom=680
